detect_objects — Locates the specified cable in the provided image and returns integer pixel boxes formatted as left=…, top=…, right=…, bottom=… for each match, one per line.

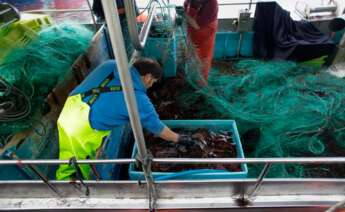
left=0, top=78, right=31, bottom=122
left=155, top=169, right=228, bottom=180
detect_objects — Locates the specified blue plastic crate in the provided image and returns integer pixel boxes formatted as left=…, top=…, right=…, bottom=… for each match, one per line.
left=214, top=32, right=228, bottom=59
left=143, top=34, right=177, bottom=78
left=214, top=32, right=240, bottom=59
left=240, top=32, right=253, bottom=57
left=214, top=32, right=253, bottom=58
left=129, top=120, right=248, bottom=180
left=224, top=32, right=240, bottom=58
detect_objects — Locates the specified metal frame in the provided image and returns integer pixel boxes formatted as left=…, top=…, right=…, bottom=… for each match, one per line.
left=0, top=158, right=344, bottom=210
left=0, top=179, right=345, bottom=209
left=2, top=0, right=344, bottom=210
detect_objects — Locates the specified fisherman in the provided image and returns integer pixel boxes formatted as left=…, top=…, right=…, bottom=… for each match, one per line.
left=56, top=58, right=190, bottom=180
left=182, top=0, right=219, bottom=83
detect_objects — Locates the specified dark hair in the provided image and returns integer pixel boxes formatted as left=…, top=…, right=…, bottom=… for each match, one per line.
left=133, top=58, right=163, bottom=79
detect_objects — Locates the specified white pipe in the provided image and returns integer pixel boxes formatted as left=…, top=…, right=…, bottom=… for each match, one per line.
left=1, top=157, right=345, bottom=165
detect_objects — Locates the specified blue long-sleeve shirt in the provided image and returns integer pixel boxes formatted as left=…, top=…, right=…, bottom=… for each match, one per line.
left=71, top=60, right=165, bottom=135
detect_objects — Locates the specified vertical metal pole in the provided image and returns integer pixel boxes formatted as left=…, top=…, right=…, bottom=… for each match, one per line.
left=101, top=0, right=147, bottom=161
left=101, top=1, right=157, bottom=210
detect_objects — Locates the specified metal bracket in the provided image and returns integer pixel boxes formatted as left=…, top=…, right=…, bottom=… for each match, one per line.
left=5, top=151, right=61, bottom=197
left=136, top=153, right=157, bottom=212
left=236, top=163, right=272, bottom=206
left=69, top=157, right=90, bottom=196
left=326, top=197, right=345, bottom=212
left=124, top=0, right=157, bottom=50
left=90, top=163, right=100, bottom=180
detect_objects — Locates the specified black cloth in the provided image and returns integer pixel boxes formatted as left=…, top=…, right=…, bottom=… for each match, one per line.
left=92, top=0, right=105, bottom=20
left=253, top=2, right=336, bottom=62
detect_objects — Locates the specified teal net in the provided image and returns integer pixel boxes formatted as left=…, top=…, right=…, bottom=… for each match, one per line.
left=0, top=24, right=93, bottom=146
left=157, top=21, right=345, bottom=178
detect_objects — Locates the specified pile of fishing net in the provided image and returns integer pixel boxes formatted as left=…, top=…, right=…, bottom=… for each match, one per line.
left=177, top=58, right=345, bottom=178
left=0, top=24, right=93, bottom=146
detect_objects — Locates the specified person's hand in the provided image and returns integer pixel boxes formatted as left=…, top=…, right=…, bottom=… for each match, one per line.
left=176, top=134, right=204, bottom=154
left=176, top=134, right=193, bottom=153
left=177, top=134, right=193, bottom=143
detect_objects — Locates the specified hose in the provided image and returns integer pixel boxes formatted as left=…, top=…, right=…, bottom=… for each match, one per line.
left=155, top=169, right=228, bottom=180
left=0, top=78, right=31, bottom=122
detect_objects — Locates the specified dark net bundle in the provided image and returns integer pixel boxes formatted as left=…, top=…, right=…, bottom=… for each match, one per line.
left=0, top=24, right=93, bottom=146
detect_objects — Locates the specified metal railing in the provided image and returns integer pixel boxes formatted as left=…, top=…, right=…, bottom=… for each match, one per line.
left=0, top=157, right=344, bottom=210
left=1, top=157, right=344, bottom=165
left=124, top=0, right=157, bottom=51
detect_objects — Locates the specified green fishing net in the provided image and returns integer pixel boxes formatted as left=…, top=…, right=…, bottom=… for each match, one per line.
left=0, top=24, right=93, bottom=146
left=172, top=24, right=345, bottom=178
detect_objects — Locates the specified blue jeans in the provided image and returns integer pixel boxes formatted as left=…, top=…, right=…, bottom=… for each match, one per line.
left=93, top=124, right=133, bottom=180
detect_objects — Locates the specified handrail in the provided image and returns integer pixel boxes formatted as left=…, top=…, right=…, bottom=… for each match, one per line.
left=0, top=157, right=344, bottom=165
left=1, top=157, right=344, bottom=208
left=153, top=157, right=345, bottom=164
left=124, top=0, right=157, bottom=50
